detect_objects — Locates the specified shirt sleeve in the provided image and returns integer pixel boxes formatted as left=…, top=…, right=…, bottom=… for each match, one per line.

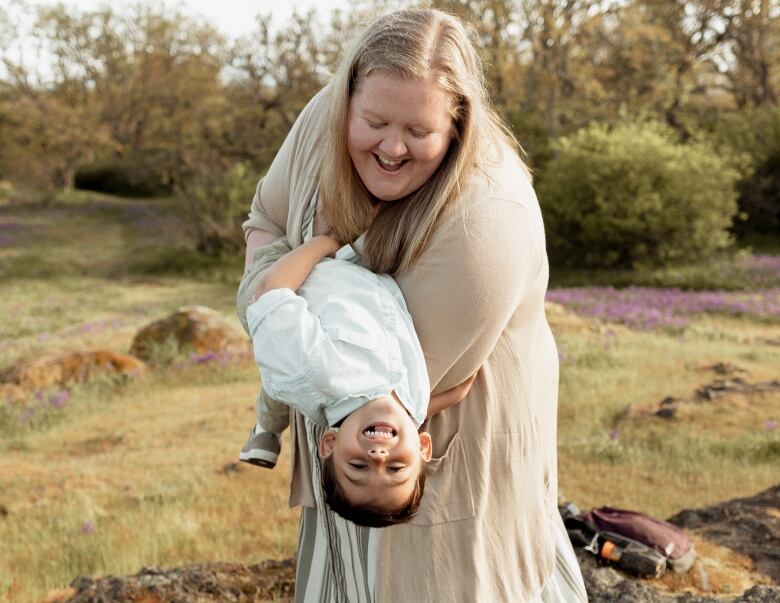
left=395, top=179, right=544, bottom=395
left=242, top=87, right=330, bottom=240
left=246, top=288, right=337, bottom=419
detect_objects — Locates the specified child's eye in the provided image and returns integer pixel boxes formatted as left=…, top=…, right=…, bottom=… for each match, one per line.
left=367, top=121, right=386, bottom=129
left=349, top=462, right=367, bottom=470
left=410, top=130, right=429, bottom=139
left=387, top=466, right=404, bottom=473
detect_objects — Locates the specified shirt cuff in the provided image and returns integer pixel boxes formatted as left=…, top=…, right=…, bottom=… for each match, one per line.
left=246, top=288, right=297, bottom=336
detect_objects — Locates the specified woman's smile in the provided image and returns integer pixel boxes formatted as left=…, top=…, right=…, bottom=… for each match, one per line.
left=373, top=153, right=408, bottom=174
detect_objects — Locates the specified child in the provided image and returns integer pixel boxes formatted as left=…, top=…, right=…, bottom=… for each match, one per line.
left=237, top=234, right=475, bottom=527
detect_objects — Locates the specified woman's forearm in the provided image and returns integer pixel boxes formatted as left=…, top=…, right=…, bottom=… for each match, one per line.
left=245, top=229, right=280, bottom=270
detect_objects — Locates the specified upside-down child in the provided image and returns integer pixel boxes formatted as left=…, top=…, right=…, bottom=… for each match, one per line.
left=237, top=235, right=476, bottom=527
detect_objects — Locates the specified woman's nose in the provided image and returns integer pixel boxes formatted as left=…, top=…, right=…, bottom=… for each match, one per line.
left=378, top=132, right=407, bottom=158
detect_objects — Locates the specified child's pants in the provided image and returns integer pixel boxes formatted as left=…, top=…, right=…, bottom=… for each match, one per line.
left=236, top=236, right=295, bottom=434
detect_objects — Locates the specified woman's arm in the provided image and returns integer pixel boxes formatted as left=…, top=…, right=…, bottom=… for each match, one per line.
left=245, top=229, right=281, bottom=270
left=426, top=371, right=479, bottom=418
left=397, top=186, right=544, bottom=394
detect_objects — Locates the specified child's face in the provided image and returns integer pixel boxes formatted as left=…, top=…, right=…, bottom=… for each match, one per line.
left=318, top=394, right=432, bottom=509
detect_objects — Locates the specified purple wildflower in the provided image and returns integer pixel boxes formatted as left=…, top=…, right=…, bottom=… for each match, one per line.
left=20, top=407, right=34, bottom=423
left=80, top=520, right=96, bottom=534
left=190, top=350, right=218, bottom=364
left=546, top=286, right=780, bottom=330
left=608, top=429, right=619, bottom=442
left=765, top=419, right=778, bottom=432
left=48, top=389, right=70, bottom=409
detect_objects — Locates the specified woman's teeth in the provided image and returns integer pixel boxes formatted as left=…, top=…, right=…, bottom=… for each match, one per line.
left=375, top=155, right=405, bottom=171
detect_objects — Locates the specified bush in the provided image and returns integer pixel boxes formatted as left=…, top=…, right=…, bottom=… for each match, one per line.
left=735, top=152, right=780, bottom=236
left=75, top=155, right=172, bottom=197
left=538, top=121, right=739, bottom=268
left=175, top=162, right=258, bottom=257
left=699, top=107, right=780, bottom=237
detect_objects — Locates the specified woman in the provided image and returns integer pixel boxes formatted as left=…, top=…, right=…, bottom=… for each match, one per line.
left=239, top=8, right=587, bottom=602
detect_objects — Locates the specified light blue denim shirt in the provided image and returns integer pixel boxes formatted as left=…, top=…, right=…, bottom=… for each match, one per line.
left=246, top=244, right=430, bottom=429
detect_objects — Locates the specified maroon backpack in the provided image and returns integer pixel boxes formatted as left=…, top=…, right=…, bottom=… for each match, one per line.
left=582, top=506, right=696, bottom=574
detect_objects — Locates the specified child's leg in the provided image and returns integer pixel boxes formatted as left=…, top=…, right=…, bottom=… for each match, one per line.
left=239, top=388, right=288, bottom=468
left=256, top=387, right=290, bottom=434
left=237, top=236, right=293, bottom=468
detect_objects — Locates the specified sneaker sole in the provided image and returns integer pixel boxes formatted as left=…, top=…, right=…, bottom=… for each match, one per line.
left=239, top=449, right=279, bottom=469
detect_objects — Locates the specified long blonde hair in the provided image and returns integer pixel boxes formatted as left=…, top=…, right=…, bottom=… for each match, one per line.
left=320, top=8, right=525, bottom=274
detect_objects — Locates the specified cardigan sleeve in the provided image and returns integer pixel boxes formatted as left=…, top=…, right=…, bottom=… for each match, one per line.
left=242, top=87, right=329, bottom=240
left=396, top=175, right=545, bottom=395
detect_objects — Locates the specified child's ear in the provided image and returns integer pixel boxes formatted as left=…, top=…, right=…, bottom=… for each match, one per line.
left=319, top=430, right=338, bottom=459
left=418, top=432, right=433, bottom=462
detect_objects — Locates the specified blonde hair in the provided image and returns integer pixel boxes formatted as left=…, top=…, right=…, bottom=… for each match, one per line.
left=320, top=8, right=525, bottom=274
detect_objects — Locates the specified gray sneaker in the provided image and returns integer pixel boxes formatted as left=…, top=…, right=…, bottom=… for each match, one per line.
left=239, top=427, right=281, bottom=469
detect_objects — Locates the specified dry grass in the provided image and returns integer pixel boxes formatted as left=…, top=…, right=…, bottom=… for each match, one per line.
left=0, top=369, right=299, bottom=601
left=1, top=192, right=778, bottom=601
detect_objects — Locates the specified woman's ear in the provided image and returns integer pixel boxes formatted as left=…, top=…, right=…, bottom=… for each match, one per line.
left=319, top=429, right=338, bottom=459
left=419, top=431, right=433, bottom=462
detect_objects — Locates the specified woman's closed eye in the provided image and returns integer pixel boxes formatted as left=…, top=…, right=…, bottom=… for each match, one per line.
left=410, top=129, right=430, bottom=139
left=349, top=462, right=368, bottom=470
left=367, top=120, right=386, bottom=129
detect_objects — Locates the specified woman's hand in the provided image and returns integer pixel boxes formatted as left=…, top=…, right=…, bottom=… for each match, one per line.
left=426, top=369, right=480, bottom=418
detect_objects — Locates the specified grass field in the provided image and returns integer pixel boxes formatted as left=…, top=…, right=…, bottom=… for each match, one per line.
left=1, top=192, right=778, bottom=602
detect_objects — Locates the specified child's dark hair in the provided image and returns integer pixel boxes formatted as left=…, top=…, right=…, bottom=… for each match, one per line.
left=321, top=456, right=427, bottom=527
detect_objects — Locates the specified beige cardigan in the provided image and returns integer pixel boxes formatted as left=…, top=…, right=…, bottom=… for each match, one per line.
left=243, top=88, right=558, bottom=601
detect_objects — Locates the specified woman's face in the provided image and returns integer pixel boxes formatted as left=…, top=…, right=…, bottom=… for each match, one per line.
left=347, top=72, right=454, bottom=202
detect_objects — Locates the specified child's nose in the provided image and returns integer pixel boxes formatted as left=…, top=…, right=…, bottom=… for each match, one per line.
left=367, top=447, right=388, bottom=459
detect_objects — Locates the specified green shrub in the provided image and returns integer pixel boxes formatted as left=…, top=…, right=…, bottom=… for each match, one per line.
left=698, top=107, right=780, bottom=236
left=175, top=162, right=258, bottom=257
left=538, top=121, right=739, bottom=268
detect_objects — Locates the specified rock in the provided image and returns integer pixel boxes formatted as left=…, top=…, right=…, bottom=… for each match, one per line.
left=655, top=406, right=677, bottom=418
left=696, top=378, right=780, bottom=401
left=669, top=485, right=780, bottom=583
left=1, top=350, right=147, bottom=390
left=698, top=363, right=749, bottom=376
left=220, top=462, right=244, bottom=475
left=130, top=306, right=249, bottom=362
left=65, top=559, right=295, bottom=602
